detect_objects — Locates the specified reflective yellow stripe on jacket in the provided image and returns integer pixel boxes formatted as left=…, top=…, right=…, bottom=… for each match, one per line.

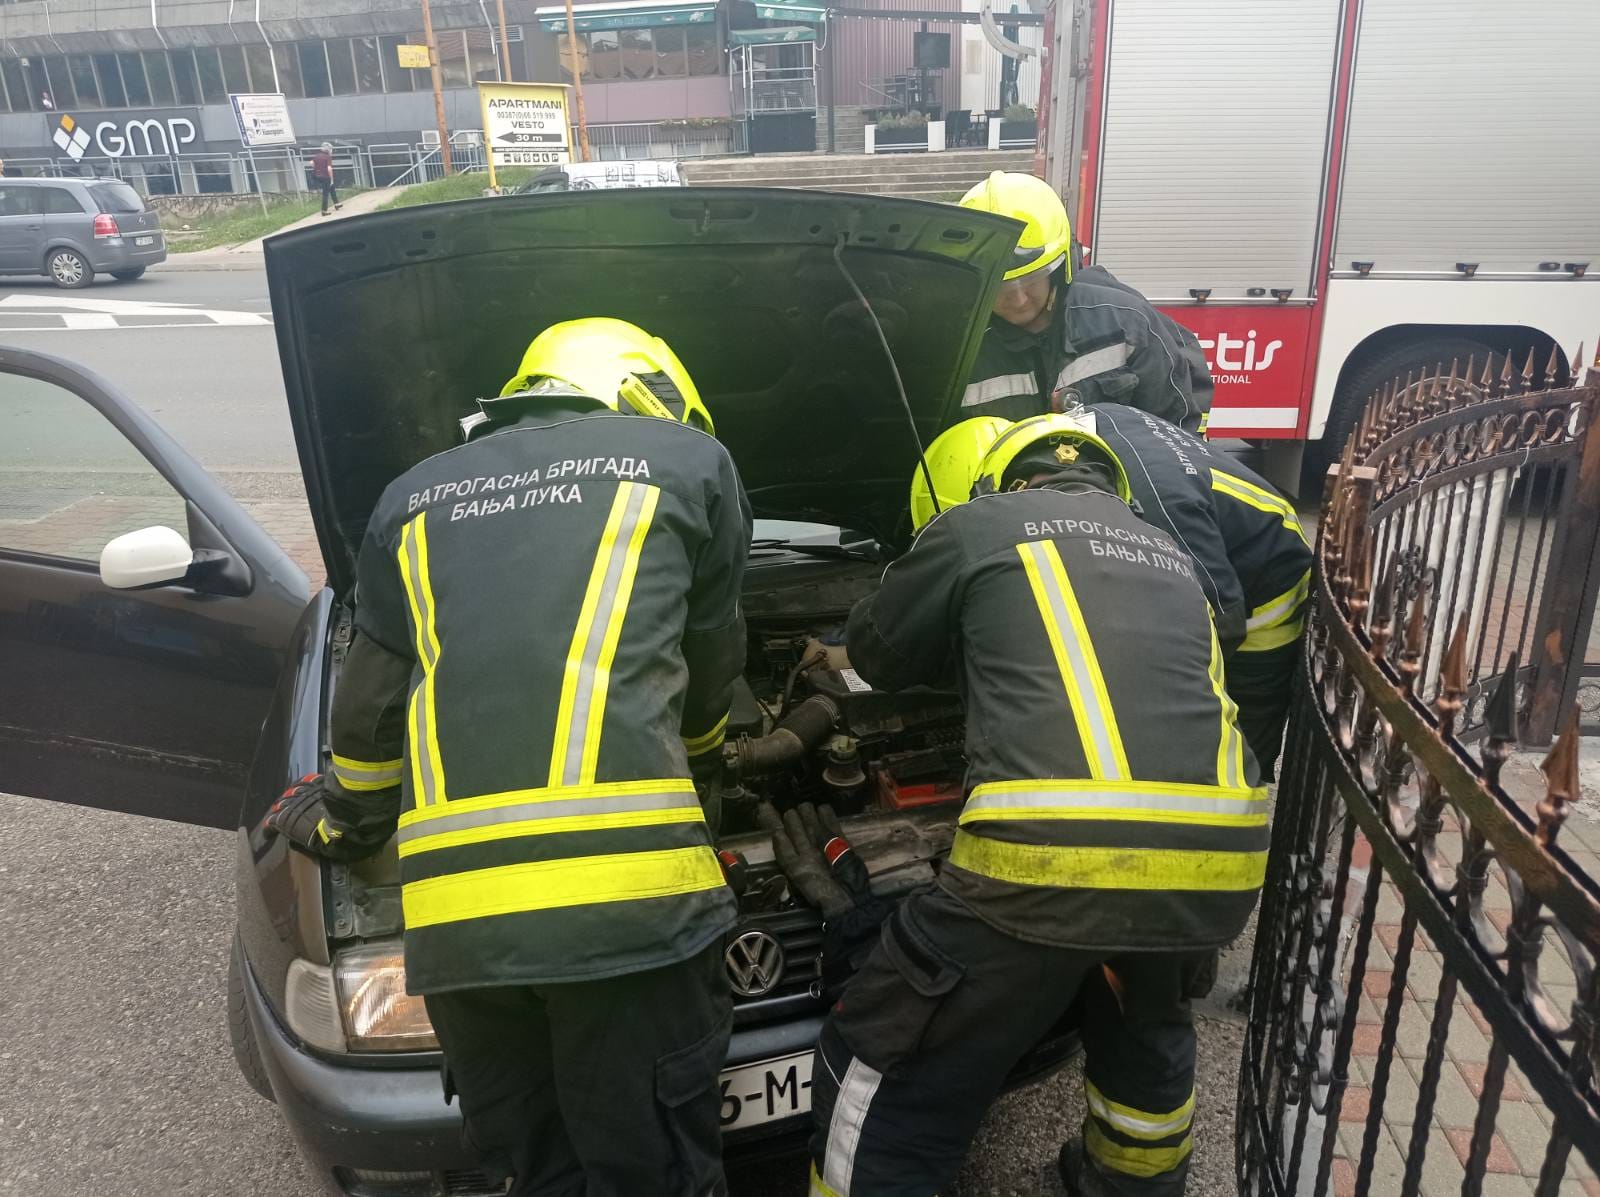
left=1018, top=539, right=1130, bottom=781
left=549, top=481, right=660, bottom=788
left=397, top=778, right=705, bottom=858
left=682, top=713, right=729, bottom=759
left=330, top=753, right=405, bottom=793
left=1240, top=568, right=1312, bottom=653
left=1211, top=468, right=1308, bottom=544
left=948, top=833, right=1267, bottom=891
left=400, top=512, right=446, bottom=805
left=402, top=846, right=724, bottom=930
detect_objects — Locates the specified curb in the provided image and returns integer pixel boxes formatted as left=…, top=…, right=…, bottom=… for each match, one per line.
left=152, top=256, right=265, bottom=272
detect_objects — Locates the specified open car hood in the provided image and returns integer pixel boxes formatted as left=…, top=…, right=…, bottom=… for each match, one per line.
left=264, top=188, right=1018, bottom=595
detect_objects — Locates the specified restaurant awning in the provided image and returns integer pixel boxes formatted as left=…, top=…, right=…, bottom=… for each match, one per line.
left=536, top=0, right=718, bottom=31
left=728, top=23, right=817, bottom=43
left=751, top=0, right=828, bottom=23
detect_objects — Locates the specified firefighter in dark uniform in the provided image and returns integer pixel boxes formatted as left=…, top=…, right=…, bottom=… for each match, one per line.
left=263, top=317, right=749, bottom=1197
left=955, top=171, right=1213, bottom=435
left=804, top=413, right=1266, bottom=1197
left=1083, top=404, right=1311, bottom=777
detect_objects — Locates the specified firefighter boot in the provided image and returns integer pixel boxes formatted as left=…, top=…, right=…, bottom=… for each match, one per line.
left=1058, top=1138, right=1187, bottom=1197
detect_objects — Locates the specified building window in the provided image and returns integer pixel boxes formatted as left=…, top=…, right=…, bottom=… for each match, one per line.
left=92, top=54, right=126, bottom=107
left=653, top=27, right=688, bottom=78
left=326, top=39, right=358, bottom=95
left=219, top=45, right=250, bottom=95
left=378, top=36, right=417, bottom=92
left=44, top=57, right=77, bottom=109
left=353, top=36, right=385, bottom=93
left=588, top=30, right=621, bottom=81
left=686, top=24, right=719, bottom=76
left=169, top=51, right=201, bottom=105
left=142, top=52, right=175, bottom=106
left=119, top=53, right=151, bottom=106
left=619, top=29, right=657, bottom=80
left=298, top=42, right=332, bottom=97
left=243, top=44, right=277, bottom=94
left=468, top=28, right=500, bottom=82
left=192, top=47, right=227, bottom=103
left=273, top=44, right=304, bottom=98
left=67, top=56, right=101, bottom=108
left=0, top=60, right=25, bottom=111
left=437, top=31, right=470, bottom=88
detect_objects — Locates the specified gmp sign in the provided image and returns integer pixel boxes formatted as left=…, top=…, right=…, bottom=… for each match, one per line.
left=46, top=110, right=202, bottom=160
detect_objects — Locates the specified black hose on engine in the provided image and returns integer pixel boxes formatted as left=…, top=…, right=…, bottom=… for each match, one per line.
left=729, top=694, right=840, bottom=778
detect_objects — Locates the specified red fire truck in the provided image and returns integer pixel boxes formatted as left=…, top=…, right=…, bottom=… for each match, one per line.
left=1017, top=0, right=1599, bottom=473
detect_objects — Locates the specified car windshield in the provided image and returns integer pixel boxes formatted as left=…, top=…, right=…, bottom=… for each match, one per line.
left=88, top=182, right=145, bottom=214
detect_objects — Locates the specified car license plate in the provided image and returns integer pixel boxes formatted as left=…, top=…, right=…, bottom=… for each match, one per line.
left=719, top=1051, right=813, bottom=1132
left=135, top=235, right=155, bottom=246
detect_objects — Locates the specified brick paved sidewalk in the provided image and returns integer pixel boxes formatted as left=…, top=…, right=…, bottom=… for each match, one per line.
left=1313, top=745, right=1600, bottom=1197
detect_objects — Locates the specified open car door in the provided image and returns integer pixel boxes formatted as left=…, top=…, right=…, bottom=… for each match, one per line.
left=0, top=347, right=310, bottom=828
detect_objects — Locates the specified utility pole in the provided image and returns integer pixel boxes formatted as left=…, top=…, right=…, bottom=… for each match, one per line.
left=420, top=0, right=454, bottom=174
left=494, top=0, right=513, bottom=79
left=563, top=0, right=591, bottom=161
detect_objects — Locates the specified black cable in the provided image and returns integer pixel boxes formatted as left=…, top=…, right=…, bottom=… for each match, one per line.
left=832, top=235, right=942, bottom=521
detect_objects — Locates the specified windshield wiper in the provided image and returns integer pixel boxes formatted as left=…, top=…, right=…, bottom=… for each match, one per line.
left=749, top=537, right=880, bottom=563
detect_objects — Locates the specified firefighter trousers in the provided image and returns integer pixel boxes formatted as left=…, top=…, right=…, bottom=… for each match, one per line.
left=808, top=885, right=1204, bottom=1197
left=1229, top=640, right=1299, bottom=781
left=423, top=942, right=732, bottom=1197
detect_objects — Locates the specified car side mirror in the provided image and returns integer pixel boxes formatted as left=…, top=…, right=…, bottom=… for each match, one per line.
left=99, top=525, right=196, bottom=589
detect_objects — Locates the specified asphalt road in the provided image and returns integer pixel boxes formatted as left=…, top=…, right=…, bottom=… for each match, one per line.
left=0, top=266, right=1253, bottom=1195
left=0, top=266, right=299, bottom=476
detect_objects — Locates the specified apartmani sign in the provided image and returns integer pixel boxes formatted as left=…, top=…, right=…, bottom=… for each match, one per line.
left=47, top=109, right=204, bottom=159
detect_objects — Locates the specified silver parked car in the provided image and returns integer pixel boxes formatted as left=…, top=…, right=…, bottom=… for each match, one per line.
left=0, top=176, right=167, bottom=288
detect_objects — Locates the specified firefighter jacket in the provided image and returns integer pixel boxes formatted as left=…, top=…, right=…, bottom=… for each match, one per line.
left=1090, top=403, right=1313, bottom=654
left=846, top=483, right=1266, bottom=952
left=321, top=400, right=749, bottom=993
left=957, top=265, right=1213, bottom=434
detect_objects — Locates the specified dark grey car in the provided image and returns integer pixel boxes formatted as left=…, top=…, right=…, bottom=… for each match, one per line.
left=0, top=176, right=167, bottom=288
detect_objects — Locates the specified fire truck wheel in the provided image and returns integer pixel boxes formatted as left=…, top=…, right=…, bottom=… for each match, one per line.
left=1304, top=335, right=1501, bottom=490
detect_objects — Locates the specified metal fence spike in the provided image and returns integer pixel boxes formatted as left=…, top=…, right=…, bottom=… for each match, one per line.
left=1521, top=346, right=1537, bottom=392
left=1441, top=614, right=1469, bottom=703
left=1480, top=653, right=1519, bottom=788
left=1370, top=559, right=1398, bottom=657
left=1499, top=351, right=1515, bottom=394
left=1480, top=355, right=1496, bottom=391
left=1537, top=704, right=1581, bottom=848
left=1545, top=342, right=1562, bottom=387
left=1400, top=577, right=1429, bottom=695
left=1445, top=358, right=1462, bottom=405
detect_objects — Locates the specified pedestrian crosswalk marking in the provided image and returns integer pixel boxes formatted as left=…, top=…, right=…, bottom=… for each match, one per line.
left=0, top=294, right=272, bottom=331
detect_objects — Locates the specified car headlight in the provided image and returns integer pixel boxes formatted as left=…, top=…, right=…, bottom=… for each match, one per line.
left=333, top=942, right=439, bottom=1052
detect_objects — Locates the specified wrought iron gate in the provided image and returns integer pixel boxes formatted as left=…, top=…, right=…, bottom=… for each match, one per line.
left=1238, top=348, right=1600, bottom=1196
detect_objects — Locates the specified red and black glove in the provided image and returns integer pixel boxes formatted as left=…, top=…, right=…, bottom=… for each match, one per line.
left=263, top=775, right=364, bottom=861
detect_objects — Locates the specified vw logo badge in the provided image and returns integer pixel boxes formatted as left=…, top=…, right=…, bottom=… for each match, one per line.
left=725, top=928, right=785, bottom=999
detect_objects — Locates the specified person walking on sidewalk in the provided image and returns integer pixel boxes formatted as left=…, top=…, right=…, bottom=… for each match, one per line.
left=312, top=142, right=342, bottom=215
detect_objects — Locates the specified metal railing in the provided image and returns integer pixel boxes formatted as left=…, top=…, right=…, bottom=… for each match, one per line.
left=578, top=120, right=747, bottom=160
left=1238, top=351, right=1600, bottom=1196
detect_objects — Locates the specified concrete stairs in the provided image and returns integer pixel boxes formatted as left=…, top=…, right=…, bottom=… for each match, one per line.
left=814, top=105, right=870, bottom=153
left=682, top=149, right=1034, bottom=201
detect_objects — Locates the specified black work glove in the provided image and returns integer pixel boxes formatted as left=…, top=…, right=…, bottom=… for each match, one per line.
left=759, top=802, right=865, bottom=918
left=760, top=802, right=890, bottom=993
left=263, top=775, right=368, bottom=862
